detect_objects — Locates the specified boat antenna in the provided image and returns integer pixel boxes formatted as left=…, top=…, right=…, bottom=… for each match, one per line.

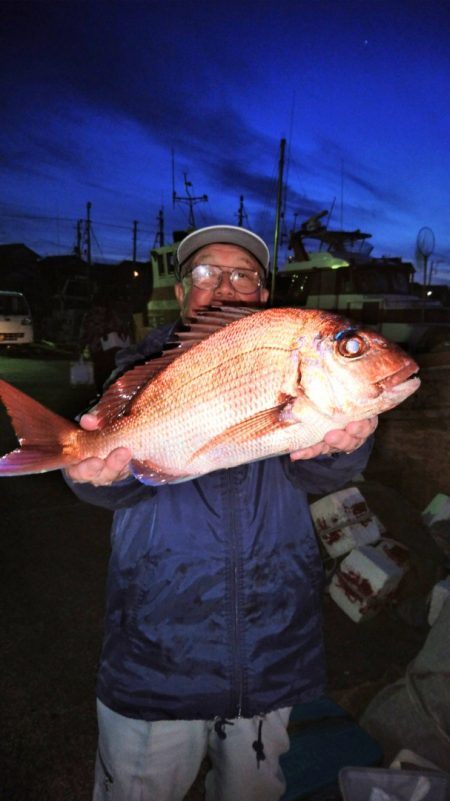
left=326, top=198, right=336, bottom=229
left=173, top=170, right=208, bottom=229
left=270, top=137, right=286, bottom=304
left=281, top=94, right=295, bottom=246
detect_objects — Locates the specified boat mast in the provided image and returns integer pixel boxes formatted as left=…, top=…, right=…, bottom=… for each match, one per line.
left=154, top=207, right=165, bottom=247
left=173, top=172, right=208, bottom=229
left=172, top=150, right=208, bottom=230
left=270, top=138, right=286, bottom=304
left=237, top=195, right=247, bottom=227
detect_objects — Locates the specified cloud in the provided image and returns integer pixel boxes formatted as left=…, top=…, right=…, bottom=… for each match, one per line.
left=1, top=1, right=449, bottom=266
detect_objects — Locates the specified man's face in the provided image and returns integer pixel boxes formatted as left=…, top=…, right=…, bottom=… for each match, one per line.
left=174, top=243, right=269, bottom=319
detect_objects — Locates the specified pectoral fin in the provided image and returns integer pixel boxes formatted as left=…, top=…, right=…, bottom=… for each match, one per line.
left=189, top=400, right=302, bottom=463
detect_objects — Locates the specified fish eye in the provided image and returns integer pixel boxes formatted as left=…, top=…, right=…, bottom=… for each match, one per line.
left=334, top=329, right=368, bottom=359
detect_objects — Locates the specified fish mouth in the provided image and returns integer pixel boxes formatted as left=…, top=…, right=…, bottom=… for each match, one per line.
left=376, top=362, right=420, bottom=393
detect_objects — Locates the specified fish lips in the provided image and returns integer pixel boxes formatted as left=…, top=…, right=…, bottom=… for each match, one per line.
left=375, top=362, right=421, bottom=396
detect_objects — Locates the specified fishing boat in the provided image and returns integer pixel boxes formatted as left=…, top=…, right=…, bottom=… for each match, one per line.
left=131, top=170, right=212, bottom=339
left=132, top=233, right=185, bottom=340
left=273, top=210, right=450, bottom=357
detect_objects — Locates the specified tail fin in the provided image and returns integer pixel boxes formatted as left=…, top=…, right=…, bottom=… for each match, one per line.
left=0, top=379, right=79, bottom=476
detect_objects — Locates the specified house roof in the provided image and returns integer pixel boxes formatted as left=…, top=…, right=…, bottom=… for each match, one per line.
left=0, top=243, right=41, bottom=266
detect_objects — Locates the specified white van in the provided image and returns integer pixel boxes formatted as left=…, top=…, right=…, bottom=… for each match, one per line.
left=0, top=291, right=34, bottom=346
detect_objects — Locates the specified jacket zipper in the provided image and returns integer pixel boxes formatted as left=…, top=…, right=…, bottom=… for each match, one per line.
left=227, top=471, right=244, bottom=718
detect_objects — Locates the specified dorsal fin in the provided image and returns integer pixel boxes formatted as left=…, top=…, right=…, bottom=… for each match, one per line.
left=93, top=305, right=260, bottom=427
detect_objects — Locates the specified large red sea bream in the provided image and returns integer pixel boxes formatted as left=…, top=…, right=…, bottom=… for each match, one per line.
left=0, top=307, right=420, bottom=484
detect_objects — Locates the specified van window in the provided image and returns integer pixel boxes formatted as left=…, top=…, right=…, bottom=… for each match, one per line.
left=0, top=294, right=30, bottom=315
left=0, top=292, right=34, bottom=345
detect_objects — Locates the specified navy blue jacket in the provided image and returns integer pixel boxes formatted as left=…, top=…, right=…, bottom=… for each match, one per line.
left=65, top=322, right=373, bottom=721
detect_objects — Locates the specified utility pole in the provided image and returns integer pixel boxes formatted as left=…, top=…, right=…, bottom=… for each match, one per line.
left=74, top=219, right=82, bottom=257
left=85, top=201, right=92, bottom=266
left=132, top=220, right=138, bottom=263
left=85, top=201, right=92, bottom=296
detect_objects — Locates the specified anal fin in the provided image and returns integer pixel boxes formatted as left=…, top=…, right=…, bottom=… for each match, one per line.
left=130, top=458, right=193, bottom=486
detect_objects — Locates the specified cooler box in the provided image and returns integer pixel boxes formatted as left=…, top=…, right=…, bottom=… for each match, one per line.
left=339, top=765, right=450, bottom=801
left=280, top=697, right=383, bottom=801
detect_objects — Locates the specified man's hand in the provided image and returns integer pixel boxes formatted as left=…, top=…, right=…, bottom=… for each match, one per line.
left=65, top=412, right=132, bottom=485
left=289, top=416, right=378, bottom=461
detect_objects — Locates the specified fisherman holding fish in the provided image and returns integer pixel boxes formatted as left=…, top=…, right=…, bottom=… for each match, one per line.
left=1, top=225, right=420, bottom=801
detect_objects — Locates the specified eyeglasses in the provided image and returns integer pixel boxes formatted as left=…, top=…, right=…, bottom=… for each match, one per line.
left=184, top=263, right=264, bottom=294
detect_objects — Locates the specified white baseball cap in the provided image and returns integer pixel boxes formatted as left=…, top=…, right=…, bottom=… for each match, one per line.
left=176, top=225, right=270, bottom=276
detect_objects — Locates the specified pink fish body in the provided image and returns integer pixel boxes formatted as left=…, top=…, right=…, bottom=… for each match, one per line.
left=0, top=307, right=420, bottom=483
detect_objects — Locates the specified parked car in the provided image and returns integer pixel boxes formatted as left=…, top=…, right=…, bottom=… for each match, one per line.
left=0, top=290, right=34, bottom=346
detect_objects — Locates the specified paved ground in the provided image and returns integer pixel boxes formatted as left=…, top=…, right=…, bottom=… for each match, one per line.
left=0, top=349, right=446, bottom=800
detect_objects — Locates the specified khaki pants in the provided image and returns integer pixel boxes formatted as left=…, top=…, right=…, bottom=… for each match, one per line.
left=93, top=699, right=291, bottom=801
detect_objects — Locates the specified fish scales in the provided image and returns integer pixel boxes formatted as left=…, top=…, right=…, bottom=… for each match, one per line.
left=28, top=310, right=299, bottom=470
left=114, top=309, right=303, bottom=473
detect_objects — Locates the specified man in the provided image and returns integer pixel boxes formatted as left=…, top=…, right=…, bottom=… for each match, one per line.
left=79, top=294, right=133, bottom=394
left=65, top=225, right=377, bottom=801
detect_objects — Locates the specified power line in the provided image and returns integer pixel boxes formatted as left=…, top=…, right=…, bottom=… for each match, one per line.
left=1, top=210, right=155, bottom=234
left=1, top=212, right=77, bottom=223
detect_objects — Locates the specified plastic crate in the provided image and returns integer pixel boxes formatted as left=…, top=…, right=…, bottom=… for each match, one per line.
left=339, top=766, right=450, bottom=801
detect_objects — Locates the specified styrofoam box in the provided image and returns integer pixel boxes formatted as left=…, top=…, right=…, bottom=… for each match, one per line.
left=329, top=545, right=405, bottom=622
left=375, top=538, right=410, bottom=571
left=310, top=487, right=381, bottom=558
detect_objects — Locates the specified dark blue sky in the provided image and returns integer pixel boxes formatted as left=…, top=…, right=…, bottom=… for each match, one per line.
left=1, top=0, right=449, bottom=282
